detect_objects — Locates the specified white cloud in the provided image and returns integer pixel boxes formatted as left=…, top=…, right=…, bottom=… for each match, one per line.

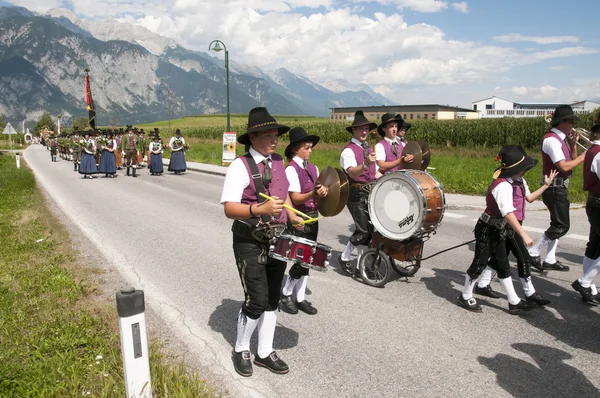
left=349, top=0, right=449, bottom=13
left=507, top=83, right=600, bottom=102
left=493, top=33, right=579, bottom=45
left=451, top=2, right=468, bottom=12
left=549, top=65, right=566, bottom=71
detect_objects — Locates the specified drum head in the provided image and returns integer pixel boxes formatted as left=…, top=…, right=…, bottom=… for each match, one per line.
left=368, top=172, right=425, bottom=241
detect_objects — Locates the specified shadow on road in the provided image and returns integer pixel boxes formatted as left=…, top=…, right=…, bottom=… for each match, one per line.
left=208, top=298, right=299, bottom=352
left=478, top=343, right=600, bottom=397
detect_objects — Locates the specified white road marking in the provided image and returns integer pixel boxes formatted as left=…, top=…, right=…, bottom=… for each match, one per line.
left=522, top=226, right=546, bottom=233
left=444, top=212, right=467, bottom=219
left=204, top=201, right=221, bottom=208
left=565, top=234, right=588, bottom=241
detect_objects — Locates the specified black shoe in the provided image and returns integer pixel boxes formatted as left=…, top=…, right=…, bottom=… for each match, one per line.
left=253, top=351, right=289, bottom=374
left=508, top=299, right=538, bottom=314
left=280, top=295, right=298, bottom=314
left=542, top=261, right=570, bottom=272
left=232, top=350, right=253, bottom=377
left=338, top=254, right=353, bottom=275
left=296, top=300, right=317, bottom=315
left=457, top=295, right=482, bottom=312
left=529, top=256, right=544, bottom=273
left=474, top=285, right=501, bottom=299
left=571, top=280, right=600, bottom=306
left=526, top=293, right=551, bottom=307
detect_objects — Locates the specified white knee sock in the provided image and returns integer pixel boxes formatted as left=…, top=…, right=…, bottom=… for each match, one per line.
left=462, top=274, right=478, bottom=300
left=294, top=275, right=309, bottom=302
left=477, top=266, right=495, bottom=288
left=520, top=277, right=535, bottom=297
left=580, top=257, right=600, bottom=289
left=582, top=257, right=598, bottom=294
left=355, top=245, right=369, bottom=271
left=528, top=234, right=548, bottom=257
left=544, top=239, right=559, bottom=264
left=257, top=311, right=278, bottom=359
left=234, top=310, right=259, bottom=352
left=341, top=241, right=355, bottom=261
left=282, top=275, right=297, bottom=297
left=499, top=277, right=521, bottom=305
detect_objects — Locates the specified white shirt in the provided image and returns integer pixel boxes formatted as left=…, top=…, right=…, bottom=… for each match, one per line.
left=591, top=140, right=600, bottom=179
left=220, top=147, right=271, bottom=204
left=285, top=156, right=320, bottom=193
left=542, top=128, right=568, bottom=164
left=169, top=136, right=185, bottom=149
left=375, top=137, right=404, bottom=161
left=340, top=138, right=379, bottom=172
left=490, top=177, right=531, bottom=217
left=149, top=142, right=162, bottom=152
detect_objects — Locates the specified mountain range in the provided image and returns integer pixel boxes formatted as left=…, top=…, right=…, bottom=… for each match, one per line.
left=0, top=6, right=393, bottom=128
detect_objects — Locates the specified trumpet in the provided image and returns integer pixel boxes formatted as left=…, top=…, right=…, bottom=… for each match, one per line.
left=545, top=113, right=591, bottom=151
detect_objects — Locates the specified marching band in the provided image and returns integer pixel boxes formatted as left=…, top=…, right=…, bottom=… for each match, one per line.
left=41, top=103, right=597, bottom=378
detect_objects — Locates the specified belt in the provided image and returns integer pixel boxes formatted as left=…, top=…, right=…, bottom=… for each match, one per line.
left=350, top=182, right=374, bottom=192
left=479, top=212, right=507, bottom=230
left=232, top=220, right=286, bottom=243
left=544, top=177, right=570, bottom=188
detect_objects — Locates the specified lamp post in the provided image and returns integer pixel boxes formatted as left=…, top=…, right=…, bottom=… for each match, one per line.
left=209, top=40, right=230, bottom=132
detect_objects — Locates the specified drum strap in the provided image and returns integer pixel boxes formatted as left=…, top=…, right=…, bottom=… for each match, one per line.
left=243, top=153, right=271, bottom=223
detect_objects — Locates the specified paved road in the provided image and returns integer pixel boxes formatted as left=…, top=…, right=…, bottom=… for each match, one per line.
left=24, top=145, right=600, bottom=398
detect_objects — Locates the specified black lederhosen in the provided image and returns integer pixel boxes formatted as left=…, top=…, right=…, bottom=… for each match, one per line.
left=232, top=220, right=287, bottom=320
left=467, top=219, right=511, bottom=280
left=287, top=218, right=319, bottom=279
left=585, top=195, right=600, bottom=260
left=346, top=186, right=373, bottom=246
left=541, top=185, right=570, bottom=240
left=504, top=221, right=532, bottom=278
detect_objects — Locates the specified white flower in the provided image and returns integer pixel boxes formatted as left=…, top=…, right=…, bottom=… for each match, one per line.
left=95, top=355, right=103, bottom=360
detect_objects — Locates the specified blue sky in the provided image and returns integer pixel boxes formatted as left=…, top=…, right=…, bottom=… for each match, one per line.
left=7, top=0, right=600, bottom=106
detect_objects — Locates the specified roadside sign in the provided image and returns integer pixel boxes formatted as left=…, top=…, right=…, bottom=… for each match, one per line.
left=2, top=123, right=16, bottom=135
left=222, top=132, right=237, bottom=164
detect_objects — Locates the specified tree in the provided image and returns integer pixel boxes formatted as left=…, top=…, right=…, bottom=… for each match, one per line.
left=72, top=116, right=90, bottom=131
left=0, top=114, right=6, bottom=130
left=35, top=112, right=56, bottom=135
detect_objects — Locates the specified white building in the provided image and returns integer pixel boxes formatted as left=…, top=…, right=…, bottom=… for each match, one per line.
left=472, top=96, right=600, bottom=118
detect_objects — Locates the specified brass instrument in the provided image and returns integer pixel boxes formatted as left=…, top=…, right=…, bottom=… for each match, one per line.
left=544, top=113, right=591, bottom=151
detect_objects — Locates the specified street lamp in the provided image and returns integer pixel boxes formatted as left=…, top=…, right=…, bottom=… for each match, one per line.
left=209, top=40, right=230, bottom=132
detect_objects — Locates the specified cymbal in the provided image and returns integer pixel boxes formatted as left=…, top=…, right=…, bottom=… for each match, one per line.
left=333, top=168, right=349, bottom=216
left=417, top=140, right=431, bottom=171
left=401, top=141, right=422, bottom=170
left=316, top=167, right=348, bottom=217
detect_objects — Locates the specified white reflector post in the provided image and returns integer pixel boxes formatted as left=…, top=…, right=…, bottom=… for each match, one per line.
left=16, top=153, right=20, bottom=168
left=116, top=287, right=152, bottom=398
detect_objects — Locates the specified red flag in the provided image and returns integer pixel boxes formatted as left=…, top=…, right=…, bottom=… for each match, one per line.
left=85, top=72, right=96, bottom=130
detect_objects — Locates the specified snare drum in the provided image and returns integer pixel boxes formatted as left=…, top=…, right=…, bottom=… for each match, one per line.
left=368, top=170, right=446, bottom=241
left=269, top=234, right=331, bottom=272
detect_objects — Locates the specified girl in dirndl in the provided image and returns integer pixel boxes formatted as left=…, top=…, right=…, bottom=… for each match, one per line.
left=168, top=129, right=187, bottom=175
left=79, top=131, right=97, bottom=179
left=99, top=132, right=117, bottom=178
left=149, top=134, right=164, bottom=176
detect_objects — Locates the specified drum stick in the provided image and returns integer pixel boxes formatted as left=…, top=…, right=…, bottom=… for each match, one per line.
left=299, top=217, right=322, bottom=225
left=258, top=193, right=313, bottom=219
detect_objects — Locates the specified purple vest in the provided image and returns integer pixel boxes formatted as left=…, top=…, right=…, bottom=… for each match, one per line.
left=485, top=178, right=506, bottom=217
left=510, top=179, right=526, bottom=221
left=343, top=141, right=376, bottom=183
left=240, top=153, right=289, bottom=223
left=542, top=131, right=572, bottom=179
left=378, top=138, right=404, bottom=173
left=288, top=160, right=318, bottom=212
left=584, top=144, right=600, bottom=194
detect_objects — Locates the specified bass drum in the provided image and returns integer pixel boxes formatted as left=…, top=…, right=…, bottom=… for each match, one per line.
left=368, top=170, right=446, bottom=241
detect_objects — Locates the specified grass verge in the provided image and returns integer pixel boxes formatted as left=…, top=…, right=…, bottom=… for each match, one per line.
left=0, top=153, right=217, bottom=397
left=164, top=138, right=587, bottom=203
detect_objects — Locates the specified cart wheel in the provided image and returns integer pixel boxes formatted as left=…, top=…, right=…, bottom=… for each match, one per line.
left=391, top=259, right=421, bottom=277
left=359, top=248, right=392, bottom=288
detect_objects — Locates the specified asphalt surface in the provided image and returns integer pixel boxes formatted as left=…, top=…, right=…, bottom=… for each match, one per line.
left=24, top=145, right=600, bottom=398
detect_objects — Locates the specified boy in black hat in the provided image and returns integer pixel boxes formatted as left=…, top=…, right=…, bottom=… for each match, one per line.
left=220, top=107, right=304, bottom=377
left=458, top=145, right=553, bottom=314
left=338, top=110, right=380, bottom=275
left=280, top=127, right=328, bottom=315
left=120, top=125, right=139, bottom=177
left=572, top=120, right=600, bottom=305
left=528, top=105, right=586, bottom=272
left=473, top=146, right=557, bottom=307
left=70, top=127, right=82, bottom=171
left=375, top=113, right=414, bottom=174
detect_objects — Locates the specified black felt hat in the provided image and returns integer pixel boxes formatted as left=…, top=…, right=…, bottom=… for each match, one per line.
left=345, top=110, right=377, bottom=133
left=126, top=125, right=133, bottom=131
left=238, top=107, right=290, bottom=146
left=590, top=119, right=600, bottom=134
left=377, top=113, right=399, bottom=136
left=495, top=145, right=538, bottom=179
left=550, top=105, right=579, bottom=126
left=284, top=127, right=320, bottom=159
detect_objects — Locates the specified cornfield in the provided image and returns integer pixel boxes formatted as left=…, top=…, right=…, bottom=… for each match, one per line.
left=174, top=113, right=596, bottom=150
